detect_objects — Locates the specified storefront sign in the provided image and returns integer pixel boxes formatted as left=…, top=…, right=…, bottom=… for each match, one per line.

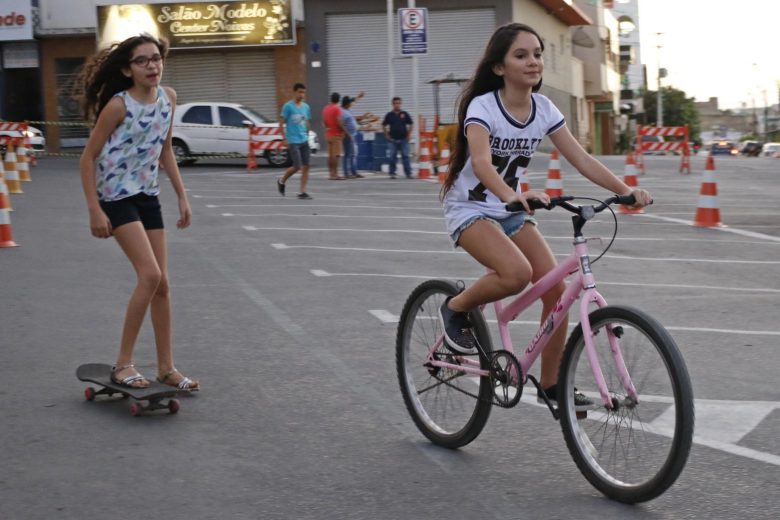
left=0, top=0, right=33, bottom=41
left=96, top=1, right=294, bottom=50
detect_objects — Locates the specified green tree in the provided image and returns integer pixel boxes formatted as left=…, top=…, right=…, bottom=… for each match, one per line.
left=640, top=86, right=701, bottom=143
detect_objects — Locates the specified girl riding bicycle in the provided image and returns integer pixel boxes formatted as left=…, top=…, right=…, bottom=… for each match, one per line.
left=439, top=23, right=652, bottom=406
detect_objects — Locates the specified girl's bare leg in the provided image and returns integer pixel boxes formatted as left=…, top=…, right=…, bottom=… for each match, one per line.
left=448, top=220, right=533, bottom=312
left=510, top=224, right=567, bottom=389
left=112, top=222, right=162, bottom=385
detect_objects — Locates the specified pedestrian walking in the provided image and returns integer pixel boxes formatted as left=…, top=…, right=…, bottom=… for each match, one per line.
left=438, top=23, right=650, bottom=406
left=382, top=97, right=414, bottom=178
left=78, top=33, right=199, bottom=391
left=278, top=82, right=313, bottom=199
left=322, top=92, right=346, bottom=180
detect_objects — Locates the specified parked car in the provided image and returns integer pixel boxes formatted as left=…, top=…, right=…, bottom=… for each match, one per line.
left=739, top=140, right=764, bottom=157
left=171, top=102, right=319, bottom=167
left=709, top=141, right=739, bottom=156
left=760, top=142, right=780, bottom=157
left=0, top=123, right=46, bottom=156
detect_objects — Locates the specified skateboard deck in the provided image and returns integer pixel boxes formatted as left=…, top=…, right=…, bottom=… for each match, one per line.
left=77, top=363, right=184, bottom=415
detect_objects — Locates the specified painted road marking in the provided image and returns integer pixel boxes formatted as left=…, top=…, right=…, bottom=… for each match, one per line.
left=266, top=242, right=780, bottom=265
left=367, top=308, right=780, bottom=336
left=310, top=269, right=780, bottom=294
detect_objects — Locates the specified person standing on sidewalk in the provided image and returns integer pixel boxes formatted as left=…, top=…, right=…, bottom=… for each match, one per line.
left=322, top=92, right=346, bottom=180
left=278, top=82, right=313, bottom=200
left=382, top=97, right=414, bottom=178
left=340, top=94, right=364, bottom=178
left=78, top=33, right=199, bottom=391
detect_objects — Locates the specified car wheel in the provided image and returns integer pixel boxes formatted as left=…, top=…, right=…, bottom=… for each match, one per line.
left=266, top=148, right=292, bottom=168
left=172, top=139, right=196, bottom=166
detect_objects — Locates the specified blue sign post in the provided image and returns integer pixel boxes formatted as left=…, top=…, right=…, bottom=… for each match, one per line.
left=399, top=7, right=428, bottom=55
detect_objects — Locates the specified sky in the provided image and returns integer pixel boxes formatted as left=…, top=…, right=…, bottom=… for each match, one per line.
left=637, top=0, right=780, bottom=110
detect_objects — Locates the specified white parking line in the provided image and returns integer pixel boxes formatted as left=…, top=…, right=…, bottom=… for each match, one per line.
left=638, top=213, right=780, bottom=243
left=267, top=241, right=780, bottom=265
left=311, top=269, right=780, bottom=294
left=369, top=308, right=780, bottom=336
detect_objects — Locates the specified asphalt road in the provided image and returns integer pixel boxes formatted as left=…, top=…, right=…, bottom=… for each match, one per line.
left=1, top=153, right=779, bottom=519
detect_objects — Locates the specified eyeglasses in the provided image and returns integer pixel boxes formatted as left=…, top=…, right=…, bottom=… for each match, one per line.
left=129, top=54, right=163, bottom=67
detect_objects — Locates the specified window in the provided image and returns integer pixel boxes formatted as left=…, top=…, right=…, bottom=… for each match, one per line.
left=181, top=106, right=212, bottom=125
left=219, top=106, right=248, bottom=127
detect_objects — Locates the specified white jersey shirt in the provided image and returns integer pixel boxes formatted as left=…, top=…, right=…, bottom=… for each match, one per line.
left=443, top=90, right=565, bottom=235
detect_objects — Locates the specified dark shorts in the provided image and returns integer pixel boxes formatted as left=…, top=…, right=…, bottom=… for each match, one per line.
left=99, top=193, right=164, bottom=231
left=288, top=142, right=311, bottom=168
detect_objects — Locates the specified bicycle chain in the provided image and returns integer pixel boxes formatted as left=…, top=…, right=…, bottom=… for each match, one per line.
left=428, top=351, right=522, bottom=409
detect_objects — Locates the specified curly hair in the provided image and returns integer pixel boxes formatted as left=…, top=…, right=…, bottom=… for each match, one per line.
left=440, top=23, right=544, bottom=199
left=79, top=33, right=169, bottom=124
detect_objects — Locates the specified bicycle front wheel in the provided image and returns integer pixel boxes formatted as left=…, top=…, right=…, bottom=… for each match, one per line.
left=558, top=305, right=694, bottom=503
left=396, top=279, right=494, bottom=449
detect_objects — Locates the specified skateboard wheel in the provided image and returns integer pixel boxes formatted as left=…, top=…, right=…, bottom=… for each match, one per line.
left=168, top=399, right=180, bottom=414
left=84, top=387, right=96, bottom=401
left=130, top=403, right=142, bottom=416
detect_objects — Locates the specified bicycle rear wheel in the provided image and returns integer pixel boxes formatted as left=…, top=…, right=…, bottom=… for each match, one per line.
left=558, top=305, right=694, bottom=503
left=396, top=279, right=494, bottom=449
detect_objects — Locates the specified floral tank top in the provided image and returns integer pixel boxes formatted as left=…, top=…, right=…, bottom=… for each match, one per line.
left=96, top=88, right=172, bottom=201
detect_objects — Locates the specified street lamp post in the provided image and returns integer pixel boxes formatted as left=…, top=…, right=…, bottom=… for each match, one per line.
left=656, top=32, right=664, bottom=127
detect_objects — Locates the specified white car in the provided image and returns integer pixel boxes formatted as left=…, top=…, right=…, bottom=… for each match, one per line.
left=171, top=102, right=318, bottom=167
left=760, top=142, right=780, bottom=158
left=0, top=123, right=45, bottom=154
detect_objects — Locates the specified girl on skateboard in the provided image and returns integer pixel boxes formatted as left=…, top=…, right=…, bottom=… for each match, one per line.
left=79, top=33, right=199, bottom=391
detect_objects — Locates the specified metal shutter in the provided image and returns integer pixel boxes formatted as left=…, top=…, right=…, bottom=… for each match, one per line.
left=164, top=49, right=276, bottom=117
left=326, top=8, right=495, bottom=125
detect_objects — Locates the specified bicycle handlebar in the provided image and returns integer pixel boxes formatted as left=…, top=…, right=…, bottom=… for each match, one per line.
left=505, top=194, right=643, bottom=214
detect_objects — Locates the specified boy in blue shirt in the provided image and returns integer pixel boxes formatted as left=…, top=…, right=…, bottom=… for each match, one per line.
left=278, top=83, right=313, bottom=199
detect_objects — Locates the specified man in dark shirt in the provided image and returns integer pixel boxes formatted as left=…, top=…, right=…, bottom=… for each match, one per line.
left=382, top=97, right=414, bottom=178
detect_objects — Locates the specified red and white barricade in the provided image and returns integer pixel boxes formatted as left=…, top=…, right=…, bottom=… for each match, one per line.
left=636, top=125, right=691, bottom=174
left=247, top=126, right=286, bottom=171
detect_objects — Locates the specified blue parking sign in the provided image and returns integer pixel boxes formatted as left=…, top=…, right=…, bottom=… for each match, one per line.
left=399, top=8, right=428, bottom=55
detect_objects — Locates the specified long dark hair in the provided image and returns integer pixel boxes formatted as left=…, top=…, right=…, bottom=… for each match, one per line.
left=79, top=33, right=169, bottom=124
left=441, top=23, right=544, bottom=198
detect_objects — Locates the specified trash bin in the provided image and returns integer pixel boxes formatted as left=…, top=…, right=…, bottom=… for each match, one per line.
left=356, top=132, right=373, bottom=171
left=372, top=132, right=388, bottom=172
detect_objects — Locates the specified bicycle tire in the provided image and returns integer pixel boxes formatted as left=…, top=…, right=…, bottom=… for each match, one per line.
left=396, top=279, right=494, bottom=449
left=558, top=305, right=694, bottom=503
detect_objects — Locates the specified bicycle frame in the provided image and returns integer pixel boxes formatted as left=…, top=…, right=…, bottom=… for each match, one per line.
left=427, top=236, right=639, bottom=408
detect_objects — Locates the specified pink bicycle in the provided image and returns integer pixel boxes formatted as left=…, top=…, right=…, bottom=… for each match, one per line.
left=396, top=195, right=694, bottom=503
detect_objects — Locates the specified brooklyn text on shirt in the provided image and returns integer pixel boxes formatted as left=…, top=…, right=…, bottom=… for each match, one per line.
left=489, top=136, right=542, bottom=156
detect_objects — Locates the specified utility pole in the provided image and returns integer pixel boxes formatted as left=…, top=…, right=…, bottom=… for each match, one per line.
left=655, top=32, right=664, bottom=127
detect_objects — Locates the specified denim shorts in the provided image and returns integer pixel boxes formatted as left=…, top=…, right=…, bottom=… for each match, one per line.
left=450, top=212, right=535, bottom=246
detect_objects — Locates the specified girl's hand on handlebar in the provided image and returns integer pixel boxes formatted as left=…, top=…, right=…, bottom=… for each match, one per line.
left=626, top=188, right=653, bottom=209
left=508, top=190, right=550, bottom=214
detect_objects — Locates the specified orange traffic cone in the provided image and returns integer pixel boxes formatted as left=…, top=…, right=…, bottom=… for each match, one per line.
left=3, top=141, right=22, bottom=194
left=0, top=170, right=11, bottom=212
left=418, top=139, right=432, bottom=179
left=16, top=138, right=31, bottom=182
left=519, top=165, right=530, bottom=193
left=544, top=149, right=563, bottom=197
left=0, top=173, right=18, bottom=247
left=679, top=144, right=691, bottom=174
left=23, top=127, right=37, bottom=166
left=635, top=146, right=646, bottom=174
left=619, top=152, right=643, bottom=214
left=437, top=142, right=450, bottom=184
left=693, top=155, right=724, bottom=227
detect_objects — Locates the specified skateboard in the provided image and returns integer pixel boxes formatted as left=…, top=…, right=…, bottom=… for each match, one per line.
left=77, top=363, right=184, bottom=416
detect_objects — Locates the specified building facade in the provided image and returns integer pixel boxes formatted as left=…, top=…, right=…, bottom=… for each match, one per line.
left=34, top=0, right=306, bottom=150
